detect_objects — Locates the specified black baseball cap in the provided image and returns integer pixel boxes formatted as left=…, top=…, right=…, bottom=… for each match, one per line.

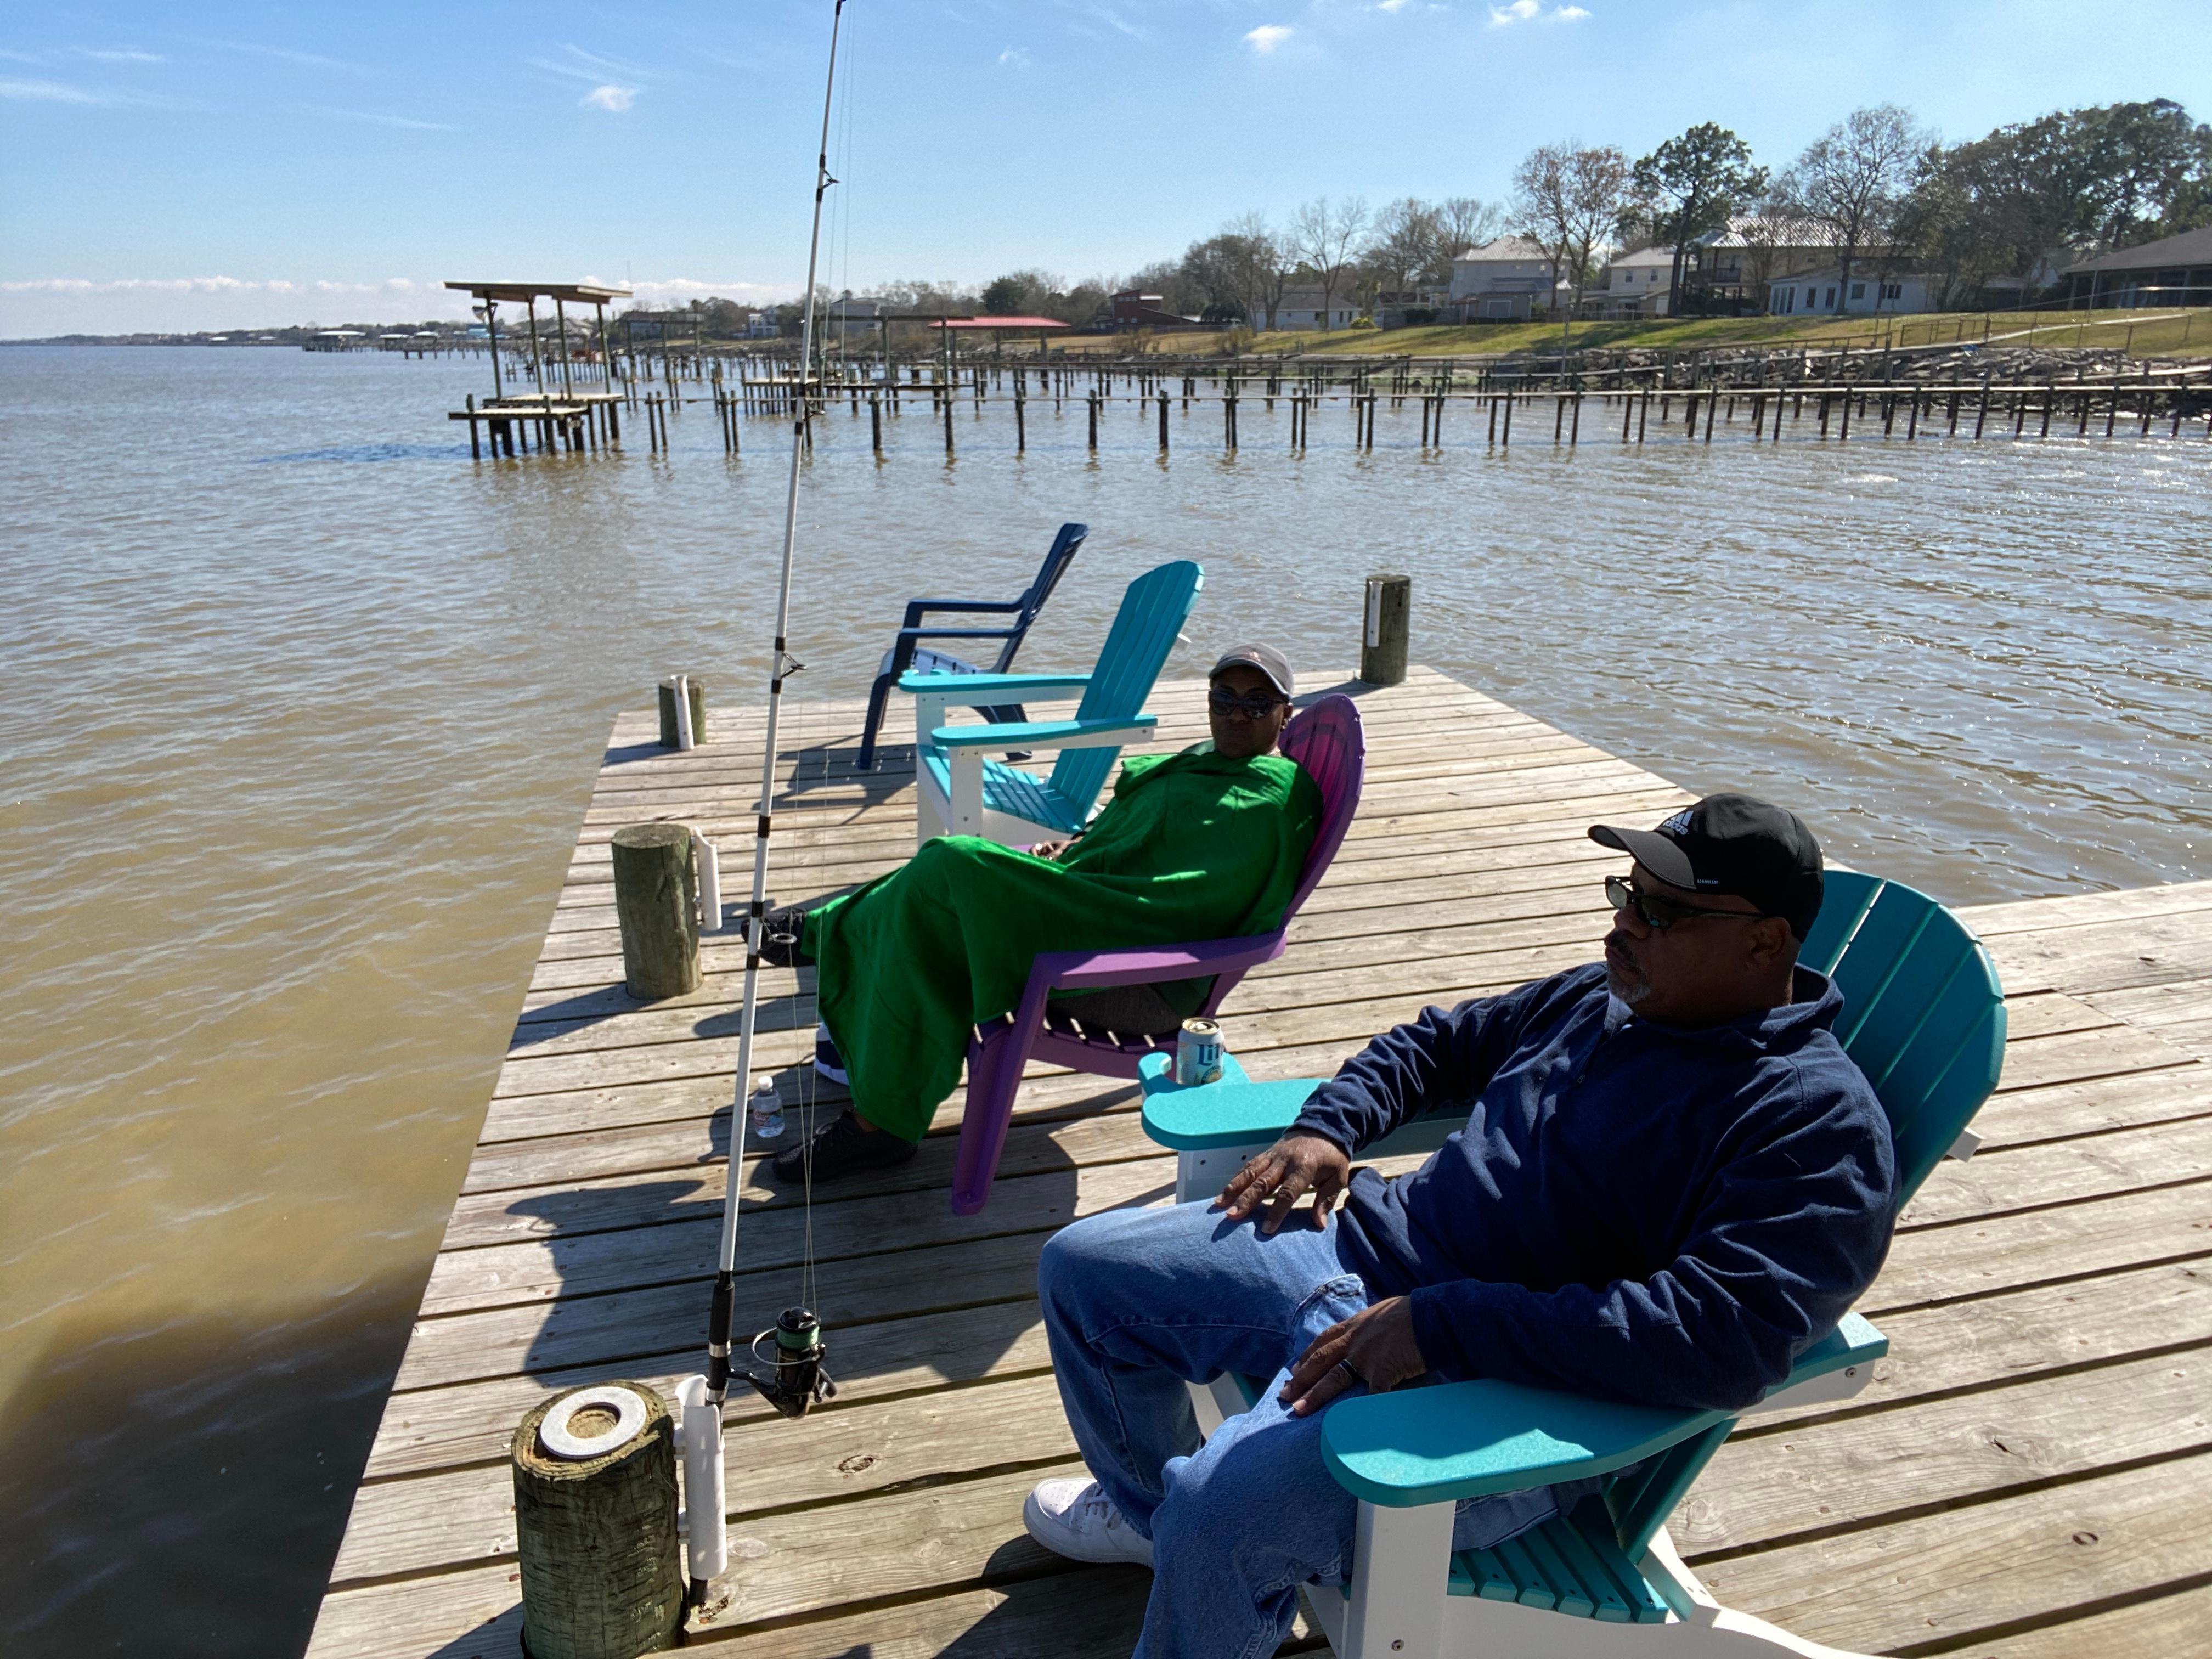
left=1211, top=644, right=1294, bottom=700
left=1589, top=795, right=1825, bottom=940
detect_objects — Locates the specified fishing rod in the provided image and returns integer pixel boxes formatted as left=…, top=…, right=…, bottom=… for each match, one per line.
left=686, top=0, right=847, bottom=1606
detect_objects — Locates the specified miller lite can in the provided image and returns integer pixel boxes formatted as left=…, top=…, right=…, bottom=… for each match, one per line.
left=1175, top=1018, right=1224, bottom=1087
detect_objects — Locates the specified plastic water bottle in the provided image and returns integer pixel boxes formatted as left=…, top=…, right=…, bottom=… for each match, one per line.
left=746, top=1078, right=785, bottom=1143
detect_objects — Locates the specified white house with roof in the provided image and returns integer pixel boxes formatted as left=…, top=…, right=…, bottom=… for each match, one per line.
left=1271, top=285, right=1362, bottom=330
left=1767, top=267, right=1933, bottom=315
left=1587, top=246, right=1677, bottom=317
left=1446, top=238, right=1560, bottom=320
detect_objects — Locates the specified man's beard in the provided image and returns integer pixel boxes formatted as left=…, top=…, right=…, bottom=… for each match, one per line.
left=1605, top=932, right=1652, bottom=1005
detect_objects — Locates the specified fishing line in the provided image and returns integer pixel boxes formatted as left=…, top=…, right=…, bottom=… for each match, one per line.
left=703, top=0, right=846, bottom=1461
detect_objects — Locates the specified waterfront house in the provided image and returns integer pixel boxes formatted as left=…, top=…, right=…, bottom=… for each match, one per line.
left=1271, top=285, right=1362, bottom=330
left=1584, top=245, right=1677, bottom=318
left=1767, top=266, right=1934, bottom=315
left=1109, top=290, right=1201, bottom=330
left=1690, top=215, right=1869, bottom=307
left=1444, top=237, right=1560, bottom=320
left=2057, top=225, right=2212, bottom=309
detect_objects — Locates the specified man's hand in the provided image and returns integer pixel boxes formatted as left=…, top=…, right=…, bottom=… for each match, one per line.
left=1280, top=1297, right=1426, bottom=1416
left=1219, top=1131, right=1352, bottom=1235
left=1029, top=840, right=1065, bottom=861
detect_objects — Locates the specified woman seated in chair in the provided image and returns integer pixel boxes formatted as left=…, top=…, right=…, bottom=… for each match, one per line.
left=763, top=645, right=1323, bottom=1183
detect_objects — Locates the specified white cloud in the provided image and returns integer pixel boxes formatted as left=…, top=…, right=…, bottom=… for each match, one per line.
left=1244, top=24, right=1294, bottom=52
left=998, top=47, right=1031, bottom=67
left=1, top=78, right=104, bottom=103
left=581, top=83, right=636, bottom=111
left=1377, top=0, right=1415, bottom=10
left=305, top=105, right=454, bottom=130
left=77, top=48, right=165, bottom=63
left=1489, top=1, right=1589, bottom=21
left=1091, top=8, right=1152, bottom=43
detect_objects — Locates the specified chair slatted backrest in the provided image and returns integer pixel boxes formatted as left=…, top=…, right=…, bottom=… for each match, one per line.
left=1048, top=560, right=1205, bottom=811
left=1802, top=870, right=2007, bottom=1203
left=1274, top=695, right=1366, bottom=923
left=1605, top=870, right=2005, bottom=1562
left=988, top=522, right=1088, bottom=673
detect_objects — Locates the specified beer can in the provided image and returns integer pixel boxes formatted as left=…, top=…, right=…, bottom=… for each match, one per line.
left=1175, top=1018, right=1224, bottom=1087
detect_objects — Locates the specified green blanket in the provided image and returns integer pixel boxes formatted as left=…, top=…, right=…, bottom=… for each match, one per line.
left=806, top=746, right=1323, bottom=1142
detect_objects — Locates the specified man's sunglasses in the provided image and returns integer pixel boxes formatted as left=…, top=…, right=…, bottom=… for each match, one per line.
left=1208, top=687, right=1290, bottom=720
left=1604, top=874, right=1774, bottom=931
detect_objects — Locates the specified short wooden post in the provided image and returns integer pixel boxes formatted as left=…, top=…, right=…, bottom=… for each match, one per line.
left=1015, top=388, right=1026, bottom=453
left=1359, top=573, right=1411, bottom=686
left=657, top=678, right=708, bottom=748
left=465, top=393, right=481, bottom=460
left=1158, top=392, right=1169, bottom=453
left=1087, top=393, right=1099, bottom=450
left=871, top=396, right=883, bottom=453
left=512, top=1383, right=684, bottom=1659
left=612, top=825, right=701, bottom=1000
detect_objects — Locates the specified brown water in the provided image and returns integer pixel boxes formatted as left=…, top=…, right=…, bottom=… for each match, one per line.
left=2, top=346, right=2207, bottom=1655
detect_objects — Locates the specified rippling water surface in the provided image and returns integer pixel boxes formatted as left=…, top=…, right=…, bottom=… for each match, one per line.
left=2, top=346, right=2207, bottom=1654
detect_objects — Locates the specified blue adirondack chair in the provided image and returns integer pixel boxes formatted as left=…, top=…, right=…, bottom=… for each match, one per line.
left=903, top=560, right=1203, bottom=848
left=855, top=522, right=1088, bottom=771
left=1136, top=869, right=2006, bottom=1659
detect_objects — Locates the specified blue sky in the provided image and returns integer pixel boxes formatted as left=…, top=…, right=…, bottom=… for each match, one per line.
left=4, top=0, right=2207, bottom=335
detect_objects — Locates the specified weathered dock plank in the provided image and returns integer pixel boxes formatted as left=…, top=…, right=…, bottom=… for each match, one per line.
left=309, top=668, right=2212, bottom=1659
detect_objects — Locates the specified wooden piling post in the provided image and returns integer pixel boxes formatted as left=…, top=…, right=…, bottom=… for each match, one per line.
left=1087, top=393, right=1099, bottom=450
left=466, top=393, right=481, bottom=460
left=1015, top=386, right=1026, bottom=454
left=1158, top=392, right=1169, bottom=454
left=611, top=825, right=700, bottom=1000
left=871, top=396, right=883, bottom=454
left=1359, top=574, right=1411, bottom=686
left=512, top=1383, right=684, bottom=1659
left=1500, top=394, right=1513, bottom=448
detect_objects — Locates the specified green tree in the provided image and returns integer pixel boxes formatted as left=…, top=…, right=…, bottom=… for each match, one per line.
left=1629, top=123, right=1767, bottom=314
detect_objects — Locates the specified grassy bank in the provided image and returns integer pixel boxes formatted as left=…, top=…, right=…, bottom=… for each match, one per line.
left=1051, top=307, right=2211, bottom=362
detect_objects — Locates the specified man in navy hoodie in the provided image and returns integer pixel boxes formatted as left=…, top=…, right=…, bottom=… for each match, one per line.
left=1023, top=796, right=1897, bottom=1659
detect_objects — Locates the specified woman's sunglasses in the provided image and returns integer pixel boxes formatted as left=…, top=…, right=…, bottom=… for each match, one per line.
left=1604, top=874, right=1773, bottom=931
left=1208, top=688, right=1289, bottom=720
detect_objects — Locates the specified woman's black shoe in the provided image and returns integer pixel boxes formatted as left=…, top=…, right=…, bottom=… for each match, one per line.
left=771, top=1108, right=919, bottom=1183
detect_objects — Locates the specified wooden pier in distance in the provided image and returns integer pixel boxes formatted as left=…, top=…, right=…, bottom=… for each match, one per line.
left=308, top=668, right=2212, bottom=1658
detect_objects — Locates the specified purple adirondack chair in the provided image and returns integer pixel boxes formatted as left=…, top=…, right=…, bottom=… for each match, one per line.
left=949, top=693, right=1367, bottom=1215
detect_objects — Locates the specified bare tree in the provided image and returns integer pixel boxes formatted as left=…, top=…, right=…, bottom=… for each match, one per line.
left=1364, top=198, right=1444, bottom=294
left=1289, top=195, right=1370, bottom=329
left=1226, top=211, right=1294, bottom=331
left=1427, top=197, right=1504, bottom=284
left=1511, top=142, right=1630, bottom=347
left=1777, top=104, right=1933, bottom=313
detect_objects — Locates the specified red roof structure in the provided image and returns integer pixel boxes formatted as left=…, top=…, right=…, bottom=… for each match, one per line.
left=940, top=315, right=1069, bottom=330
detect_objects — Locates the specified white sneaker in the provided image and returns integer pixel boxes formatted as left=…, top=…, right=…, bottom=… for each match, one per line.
left=1022, top=1477, right=1155, bottom=1567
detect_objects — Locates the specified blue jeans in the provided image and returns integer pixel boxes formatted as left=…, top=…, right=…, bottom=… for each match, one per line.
left=1039, top=1200, right=1570, bottom=1659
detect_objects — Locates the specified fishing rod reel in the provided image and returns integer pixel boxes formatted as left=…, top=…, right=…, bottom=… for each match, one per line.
left=743, top=1306, right=836, bottom=1419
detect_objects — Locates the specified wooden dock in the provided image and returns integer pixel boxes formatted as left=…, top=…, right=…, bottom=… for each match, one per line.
left=308, top=667, right=2212, bottom=1658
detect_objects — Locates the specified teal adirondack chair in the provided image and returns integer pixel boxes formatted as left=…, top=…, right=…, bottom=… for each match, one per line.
left=1136, top=870, right=2006, bottom=1659
left=903, top=560, right=1202, bottom=849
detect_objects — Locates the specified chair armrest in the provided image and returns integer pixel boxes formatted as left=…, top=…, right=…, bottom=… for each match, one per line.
left=929, top=715, right=1154, bottom=751
left=1322, top=1383, right=1733, bottom=1508
left=1319, top=1311, right=1889, bottom=1508
left=893, top=625, right=1024, bottom=642
left=900, top=669, right=1092, bottom=697
left=1036, top=935, right=1284, bottom=990
left=1138, top=1066, right=1330, bottom=1149
left=901, top=597, right=1029, bottom=626
left=1137, top=1066, right=1463, bottom=1158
